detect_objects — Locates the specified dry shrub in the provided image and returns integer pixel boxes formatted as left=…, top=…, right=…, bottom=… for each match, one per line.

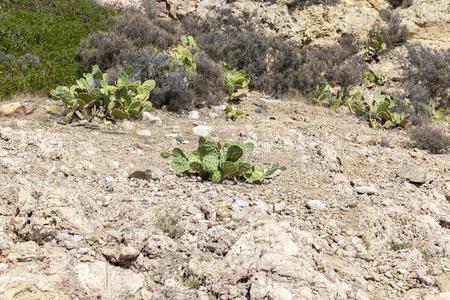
left=410, top=123, right=450, bottom=154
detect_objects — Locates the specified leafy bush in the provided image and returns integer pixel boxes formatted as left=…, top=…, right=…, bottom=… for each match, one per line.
left=80, top=7, right=225, bottom=111
left=0, top=0, right=113, bottom=99
left=410, top=123, right=450, bottom=153
left=161, top=137, right=286, bottom=184
left=51, top=65, right=155, bottom=123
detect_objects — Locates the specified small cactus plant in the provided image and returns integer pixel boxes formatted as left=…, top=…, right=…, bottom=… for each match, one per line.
left=161, top=137, right=285, bottom=184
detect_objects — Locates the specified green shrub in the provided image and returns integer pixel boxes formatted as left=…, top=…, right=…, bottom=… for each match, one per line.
left=161, top=137, right=286, bottom=184
left=0, top=0, right=113, bottom=99
left=51, top=65, right=155, bottom=123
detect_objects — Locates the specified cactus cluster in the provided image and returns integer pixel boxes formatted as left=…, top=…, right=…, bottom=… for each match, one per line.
left=315, top=81, right=409, bottom=129
left=161, top=137, right=285, bottom=184
left=51, top=65, right=155, bottom=123
left=172, top=35, right=198, bottom=72
left=367, top=91, right=409, bottom=129
left=224, top=64, right=250, bottom=101
left=365, top=69, right=389, bottom=86
left=363, top=35, right=386, bottom=63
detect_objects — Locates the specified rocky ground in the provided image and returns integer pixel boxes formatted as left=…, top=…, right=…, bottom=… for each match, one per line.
left=0, top=96, right=450, bottom=299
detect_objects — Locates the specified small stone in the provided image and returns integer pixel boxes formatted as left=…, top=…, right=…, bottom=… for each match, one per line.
left=398, top=166, right=435, bottom=185
left=142, top=112, right=162, bottom=126
left=355, top=186, right=378, bottom=195
left=271, top=287, right=293, bottom=300
left=102, top=245, right=140, bottom=266
left=121, top=120, right=136, bottom=130
left=193, top=125, right=213, bottom=137
left=416, top=272, right=434, bottom=286
left=0, top=127, right=14, bottom=141
left=439, top=216, right=450, bottom=229
left=0, top=102, right=22, bottom=116
left=188, top=110, right=199, bottom=120
left=137, top=129, right=151, bottom=137
left=305, top=200, right=326, bottom=210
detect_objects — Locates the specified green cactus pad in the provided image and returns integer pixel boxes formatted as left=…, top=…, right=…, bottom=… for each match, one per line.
left=202, top=154, right=220, bottom=173
left=211, top=170, right=224, bottom=183
left=220, top=161, right=239, bottom=178
left=226, top=145, right=244, bottom=162
left=172, top=157, right=190, bottom=173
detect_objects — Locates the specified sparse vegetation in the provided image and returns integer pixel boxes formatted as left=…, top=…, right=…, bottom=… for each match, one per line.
left=161, top=138, right=286, bottom=184
left=158, top=214, right=185, bottom=239
left=363, top=35, right=386, bottom=63
left=391, top=241, right=412, bottom=251
left=365, top=69, right=389, bottom=86
left=183, top=275, right=205, bottom=289
left=410, top=123, right=450, bottom=154
left=225, top=104, right=245, bottom=121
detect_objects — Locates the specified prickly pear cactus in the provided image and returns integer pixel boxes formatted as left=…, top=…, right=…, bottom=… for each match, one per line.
left=161, top=137, right=285, bottom=184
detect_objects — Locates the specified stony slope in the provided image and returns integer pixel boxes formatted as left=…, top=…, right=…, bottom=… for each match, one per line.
left=1, top=96, right=450, bottom=299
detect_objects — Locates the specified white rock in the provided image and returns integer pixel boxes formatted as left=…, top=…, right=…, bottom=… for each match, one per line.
left=121, top=120, right=135, bottom=130
left=137, top=129, right=151, bottom=137
left=142, top=112, right=162, bottom=126
left=0, top=127, right=14, bottom=141
left=188, top=110, right=199, bottom=120
left=305, top=200, right=326, bottom=210
left=271, top=287, right=293, bottom=300
left=75, top=261, right=145, bottom=297
left=355, top=186, right=378, bottom=195
left=193, top=125, right=213, bottom=137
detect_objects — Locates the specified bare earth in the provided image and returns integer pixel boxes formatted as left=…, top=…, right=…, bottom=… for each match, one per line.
left=1, top=96, right=450, bottom=299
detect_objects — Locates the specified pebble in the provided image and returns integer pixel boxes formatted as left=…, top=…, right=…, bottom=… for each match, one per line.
left=193, top=125, right=213, bottom=137
left=137, top=129, right=152, bottom=137
left=417, top=272, right=434, bottom=286
left=142, top=112, right=162, bottom=126
left=0, top=127, right=14, bottom=141
left=355, top=186, right=378, bottom=195
left=188, top=110, right=199, bottom=120
left=305, top=200, right=326, bottom=210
